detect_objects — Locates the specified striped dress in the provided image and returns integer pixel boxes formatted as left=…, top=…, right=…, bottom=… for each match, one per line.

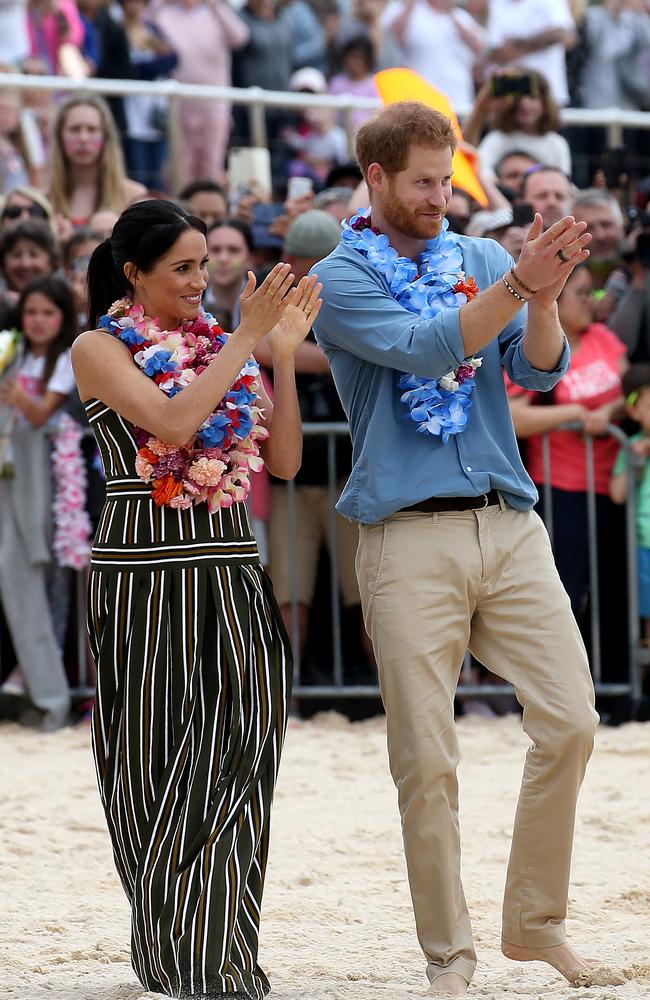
left=84, top=397, right=292, bottom=1000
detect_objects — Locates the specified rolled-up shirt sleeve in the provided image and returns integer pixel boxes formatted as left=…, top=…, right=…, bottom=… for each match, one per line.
left=312, top=258, right=467, bottom=379
left=504, top=333, right=570, bottom=390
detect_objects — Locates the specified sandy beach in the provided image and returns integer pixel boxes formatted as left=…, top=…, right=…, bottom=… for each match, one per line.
left=1, top=711, right=649, bottom=1000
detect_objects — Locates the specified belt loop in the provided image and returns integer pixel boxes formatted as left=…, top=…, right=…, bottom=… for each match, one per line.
left=497, top=490, right=507, bottom=512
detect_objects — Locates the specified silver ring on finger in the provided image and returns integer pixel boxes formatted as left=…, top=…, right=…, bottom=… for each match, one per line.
left=556, top=248, right=570, bottom=263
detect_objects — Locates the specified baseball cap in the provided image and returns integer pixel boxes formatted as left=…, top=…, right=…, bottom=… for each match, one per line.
left=289, top=67, right=328, bottom=94
left=466, top=206, right=513, bottom=238
left=283, top=210, right=342, bottom=259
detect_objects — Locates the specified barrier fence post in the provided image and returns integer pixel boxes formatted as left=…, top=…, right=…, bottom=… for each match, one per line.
left=611, top=425, right=644, bottom=706
left=75, top=570, right=88, bottom=691
left=541, top=432, right=554, bottom=547
left=249, top=97, right=267, bottom=150
left=286, top=477, right=301, bottom=686
left=56, top=423, right=644, bottom=708
left=327, top=430, right=344, bottom=687
left=167, top=91, right=182, bottom=196
left=585, top=435, right=602, bottom=685
left=342, top=106, right=355, bottom=158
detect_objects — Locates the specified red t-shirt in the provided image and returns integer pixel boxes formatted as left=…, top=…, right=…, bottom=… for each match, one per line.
left=508, top=323, right=626, bottom=495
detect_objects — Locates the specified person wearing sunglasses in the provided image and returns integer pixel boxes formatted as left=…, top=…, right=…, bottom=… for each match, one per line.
left=0, top=219, right=60, bottom=327
left=1, top=187, right=56, bottom=233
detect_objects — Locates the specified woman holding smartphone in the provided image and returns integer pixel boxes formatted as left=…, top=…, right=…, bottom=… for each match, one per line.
left=465, top=69, right=572, bottom=182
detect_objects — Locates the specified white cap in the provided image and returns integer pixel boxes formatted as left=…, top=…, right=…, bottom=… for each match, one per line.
left=289, top=67, right=328, bottom=94
left=466, top=207, right=514, bottom=238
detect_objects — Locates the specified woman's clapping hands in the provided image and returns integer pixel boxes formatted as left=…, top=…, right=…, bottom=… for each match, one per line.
left=266, top=275, right=323, bottom=361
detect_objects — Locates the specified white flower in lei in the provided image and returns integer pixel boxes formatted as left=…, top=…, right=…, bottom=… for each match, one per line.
left=341, top=208, right=482, bottom=443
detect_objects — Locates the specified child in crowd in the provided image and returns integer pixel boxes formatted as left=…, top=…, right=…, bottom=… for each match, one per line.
left=328, top=35, right=379, bottom=133
left=286, top=67, right=349, bottom=184
left=0, top=275, right=77, bottom=731
left=62, top=227, right=101, bottom=328
left=610, top=364, right=650, bottom=643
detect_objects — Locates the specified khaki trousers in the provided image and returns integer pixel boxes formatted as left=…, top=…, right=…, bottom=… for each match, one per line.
left=355, top=501, right=598, bottom=986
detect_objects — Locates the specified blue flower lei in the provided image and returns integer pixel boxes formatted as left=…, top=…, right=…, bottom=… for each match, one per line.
left=99, top=297, right=261, bottom=451
left=341, top=208, right=482, bottom=443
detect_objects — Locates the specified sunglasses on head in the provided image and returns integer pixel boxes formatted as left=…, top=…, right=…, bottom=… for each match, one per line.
left=2, top=204, right=48, bottom=221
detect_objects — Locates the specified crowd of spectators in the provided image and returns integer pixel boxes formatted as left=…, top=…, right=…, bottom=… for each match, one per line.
left=0, top=0, right=650, bottom=729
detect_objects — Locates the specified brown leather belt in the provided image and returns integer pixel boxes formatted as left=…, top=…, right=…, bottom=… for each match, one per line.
left=397, top=489, right=501, bottom=514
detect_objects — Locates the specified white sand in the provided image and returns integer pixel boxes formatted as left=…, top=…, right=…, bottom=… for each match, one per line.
left=1, top=712, right=649, bottom=1000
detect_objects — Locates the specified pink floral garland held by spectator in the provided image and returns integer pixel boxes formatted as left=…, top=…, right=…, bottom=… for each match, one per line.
left=52, top=414, right=92, bottom=570
left=99, top=297, right=269, bottom=511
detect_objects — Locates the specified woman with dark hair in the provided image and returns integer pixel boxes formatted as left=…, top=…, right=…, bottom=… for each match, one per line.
left=72, top=199, right=321, bottom=999
left=0, top=275, right=78, bottom=732
left=0, top=218, right=60, bottom=326
left=465, top=69, right=572, bottom=180
left=205, top=218, right=254, bottom=333
left=328, top=35, right=379, bottom=133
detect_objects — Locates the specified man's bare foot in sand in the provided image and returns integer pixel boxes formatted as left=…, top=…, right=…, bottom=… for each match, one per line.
left=501, top=940, right=627, bottom=988
left=501, top=940, right=591, bottom=985
left=428, top=972, right=468, bottom=995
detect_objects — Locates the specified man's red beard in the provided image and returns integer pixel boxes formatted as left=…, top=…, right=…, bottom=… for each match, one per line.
left=382, top=180, right=446, bottom=240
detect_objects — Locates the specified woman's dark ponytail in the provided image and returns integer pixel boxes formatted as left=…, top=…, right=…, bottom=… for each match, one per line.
left=85, top=199, right=207, bottom=328
left=86, top=237, right=129, bottom=327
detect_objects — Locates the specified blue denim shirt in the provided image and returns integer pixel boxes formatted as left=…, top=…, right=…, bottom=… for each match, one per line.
left=310, top=235, right=570, bottom=524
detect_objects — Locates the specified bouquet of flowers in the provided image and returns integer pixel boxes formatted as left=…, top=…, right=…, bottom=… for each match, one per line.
left=0, top=329, right=21, bottom=378
left=0, top=329, right=22, bottom=476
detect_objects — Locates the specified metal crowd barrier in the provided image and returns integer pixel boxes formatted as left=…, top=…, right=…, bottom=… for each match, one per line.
left=281, top=422, right=646, bottom=708
left=2, top=71, right=650, bottom=190
left=2, top=422, right=645, bottom=712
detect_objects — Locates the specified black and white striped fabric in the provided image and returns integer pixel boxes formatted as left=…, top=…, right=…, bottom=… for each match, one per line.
left=84, top=398, right=292, bottom=999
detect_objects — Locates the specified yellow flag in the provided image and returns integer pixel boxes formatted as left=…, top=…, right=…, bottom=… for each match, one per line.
left=374, top=68, right=489, bottom=207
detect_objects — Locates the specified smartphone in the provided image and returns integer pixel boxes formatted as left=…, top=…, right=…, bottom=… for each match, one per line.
left=227, top=147, right=272, bottom=197
left=490, top=73, right=537, bottom=99
left=511, top=202, right=535, bottom=228
left=636, top=232, right=650, bottom=268
left=287, top=176, right=314, bottom=201
left=252, top=202, right=286, bottom=226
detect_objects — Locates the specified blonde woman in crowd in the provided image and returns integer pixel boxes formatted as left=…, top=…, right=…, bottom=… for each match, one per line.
left=1, top=186, right=56, bottom=232
left=48, top=94, right=146, bottom=231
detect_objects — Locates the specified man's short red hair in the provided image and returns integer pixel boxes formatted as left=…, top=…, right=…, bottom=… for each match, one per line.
left=355, top=102, right=458, bottom=181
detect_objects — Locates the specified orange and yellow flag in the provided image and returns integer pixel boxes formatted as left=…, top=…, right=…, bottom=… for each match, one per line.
left=374, top=68, right=488, bottom=207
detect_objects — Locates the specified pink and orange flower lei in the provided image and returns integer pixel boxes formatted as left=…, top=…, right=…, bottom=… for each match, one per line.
left=100, top=297, right=268, bottom=511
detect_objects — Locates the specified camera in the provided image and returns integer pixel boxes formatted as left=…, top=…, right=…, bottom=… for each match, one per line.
left=489, top=72, right=537, bottom=99
left=511, top=202, right=535, bottom=228
left=624, top=208, right=650, bottom=268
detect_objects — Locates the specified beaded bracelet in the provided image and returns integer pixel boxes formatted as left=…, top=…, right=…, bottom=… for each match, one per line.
left=510, top=268, right=537, bottom=296
left=502, top=273, right=528, bottom=303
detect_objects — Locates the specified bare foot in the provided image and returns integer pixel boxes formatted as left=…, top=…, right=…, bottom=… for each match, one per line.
left=428, top=972, right=468, bottom=995
left=501, top=939, right=610, bottom=986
